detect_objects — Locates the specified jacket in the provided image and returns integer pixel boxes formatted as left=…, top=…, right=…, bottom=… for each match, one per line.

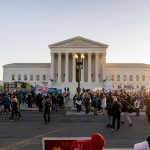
left=134, top=141, right=150, bottom=150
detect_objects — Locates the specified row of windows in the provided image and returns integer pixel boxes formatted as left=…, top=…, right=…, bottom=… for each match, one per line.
left=114, top=84, right=145, bottom=89
left=110, top=75, right=148, bottom=82
left=12, top=74, right=47, bottom=81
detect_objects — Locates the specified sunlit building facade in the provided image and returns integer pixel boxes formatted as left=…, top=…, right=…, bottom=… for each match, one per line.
left=3, top=37, right=150, bottom=93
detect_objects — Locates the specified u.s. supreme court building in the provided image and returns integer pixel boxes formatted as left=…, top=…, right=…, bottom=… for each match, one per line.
left=3, top=37, right=150, bottom=94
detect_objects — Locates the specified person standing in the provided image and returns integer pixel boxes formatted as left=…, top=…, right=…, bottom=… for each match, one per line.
left=105, top=92, right=113, bottom=128
left=92, top=94, right=98, bottom=115
left=43, top=96, right=52, bottom=123
left=146, top=93, right=150, bottom=122
left=121, top=98, right=133, bottom=126
left=3, top=95, right=11, bottom=114
left=101, top=94, right=107, bottom=116
left=134, top=97, right=141, bottom=116
left=10, top=95, right=22, bottom=121
left=27, top=93, right=33, bottom=108
left=110, top=96, right=122, bottom=131
left=84, top=93, right=91, bottom=114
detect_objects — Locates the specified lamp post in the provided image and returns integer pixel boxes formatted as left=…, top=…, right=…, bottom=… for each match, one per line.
left=75, top=53, right=85, bottom=96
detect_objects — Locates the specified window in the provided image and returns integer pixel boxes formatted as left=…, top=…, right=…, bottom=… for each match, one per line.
left=36, top=75, right=40, bottom=81
left=12, top=74, right=15, bottom=81
left=123, top=75, right=127, bottom=81
left=117, top=75, right=120, bottom=81
left=142, top=75, right=145, bottom=81
left=18, top=74, right=21, bottom=81
left=111, top=75, right=114, bottom=81
left=118, top=84, right=121, bottom=88
left=130, top=75, right=133, bottom=81
left=136, top=75, right=139, bottom=81
left=30, top=75, right=33, bottom=81
left=43, top=75, right=46, bottom=81
left=141, top=85, right=145, bottom=89
left=24, top=75, right=27, bottom=81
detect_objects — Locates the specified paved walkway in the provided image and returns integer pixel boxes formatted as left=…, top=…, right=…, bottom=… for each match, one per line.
left=66, top=111, right=146, bottom=116
left=20, top=103, right=38, bottom=111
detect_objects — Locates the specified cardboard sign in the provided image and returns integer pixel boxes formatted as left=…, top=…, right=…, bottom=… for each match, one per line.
left=42, top=133, right=104, bottom=150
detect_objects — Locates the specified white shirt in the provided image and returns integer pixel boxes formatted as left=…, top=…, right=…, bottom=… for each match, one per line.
left=134, top=141, right=150, bottom=150
left=101, top=97, right=107, bottom=108
left=134, top=99, right=141, bottom=108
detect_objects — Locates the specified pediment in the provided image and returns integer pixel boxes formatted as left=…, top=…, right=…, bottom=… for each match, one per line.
left=49, top=36, right=108, bottom=48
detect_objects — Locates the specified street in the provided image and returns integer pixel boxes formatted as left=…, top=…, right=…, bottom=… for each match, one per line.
left=0, top=111, right=149, bottom=150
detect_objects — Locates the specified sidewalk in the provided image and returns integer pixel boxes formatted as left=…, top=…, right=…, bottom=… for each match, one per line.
left=20, top=103, right=38, bottom=111
left=66, top=111, right=146, bottom=116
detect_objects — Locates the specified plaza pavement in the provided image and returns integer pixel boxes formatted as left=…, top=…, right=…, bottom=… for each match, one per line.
left=19, top=101, right=146, bottom=117
left=0, top=109, right=149, bottom=150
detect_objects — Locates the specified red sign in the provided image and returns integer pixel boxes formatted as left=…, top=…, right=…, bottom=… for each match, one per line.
left=42, top=133, right=104, bottom=150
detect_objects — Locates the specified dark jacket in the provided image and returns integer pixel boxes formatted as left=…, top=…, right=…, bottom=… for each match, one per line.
left=112, top=101, right=122, bottom=115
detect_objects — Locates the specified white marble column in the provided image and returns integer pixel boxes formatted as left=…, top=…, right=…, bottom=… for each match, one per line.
left=95, top=53, right=99, bottom=82
left=50, top=52, right=54, bottom=81
left=88, top=53, right=91, bottom=82
left=58, top=53, right=62, bottom=82
left=102, top=53, right=107, bottom=81
left=65, top=53, right=69, bottom=82
left=81, top=54, right=84, bottom=82
left=72, top=53, right=76, bottom=82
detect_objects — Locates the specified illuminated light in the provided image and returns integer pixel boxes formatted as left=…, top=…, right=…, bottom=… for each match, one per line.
left=75, top=54, right=78, bottom=59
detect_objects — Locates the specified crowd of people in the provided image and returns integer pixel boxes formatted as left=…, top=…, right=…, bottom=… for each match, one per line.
left=0, top=88, right=150, bottom=149
left=0, top=92, right=69, bottom=123
left=73, top=88, right=150, bottom=130
left=0, top=88, right=150, bottom=126
left=0, top=93, right=22, bottom=121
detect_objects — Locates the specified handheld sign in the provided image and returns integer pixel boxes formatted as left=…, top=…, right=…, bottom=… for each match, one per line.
left=42, top=133, right=104, bottom=150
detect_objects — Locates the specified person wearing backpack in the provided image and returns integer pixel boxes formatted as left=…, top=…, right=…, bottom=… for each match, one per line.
left=43, top=96, right=52, bottom=123
left=10, top=95, right=22, bottom=121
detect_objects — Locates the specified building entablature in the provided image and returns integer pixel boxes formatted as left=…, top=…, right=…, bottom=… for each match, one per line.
left=50, top=47, right=106, bottom=54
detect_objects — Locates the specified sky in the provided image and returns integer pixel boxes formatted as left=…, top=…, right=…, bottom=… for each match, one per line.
left=0, top=0, right=150, bottom=81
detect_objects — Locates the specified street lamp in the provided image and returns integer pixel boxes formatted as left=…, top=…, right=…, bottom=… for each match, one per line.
left=75, top=53, right=85, bottom=95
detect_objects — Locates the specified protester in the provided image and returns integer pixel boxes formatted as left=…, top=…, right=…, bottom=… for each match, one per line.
left=3, top=94, right=11, bottom=114
left=146, top=93, right=150, bottom=122
left=105, top=92, right=113, bottom=128
left=10, top=95, right=22, bottom=121
left=120, top=97, right=133, bottom=126
left=84, top=93, right=91, bottom=114
left=75, top=95, right=82, bottom=112
left=110, top=96, right=122, bottom=131
left=134, top=97, right=141, bottom=116
left=101, top=94, right=107, bottom=116
left=43, top=96, right=52, bottom=123
left=92, top=93, right=98, bottom=115
left=134, top=135, right=150, bottom=150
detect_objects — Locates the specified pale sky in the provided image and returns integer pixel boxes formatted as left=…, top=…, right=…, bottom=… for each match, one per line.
left=0, top=0, right=150, bottom=80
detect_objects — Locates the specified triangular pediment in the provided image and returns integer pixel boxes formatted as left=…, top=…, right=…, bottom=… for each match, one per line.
left=49, top=36, right=108, bottom=48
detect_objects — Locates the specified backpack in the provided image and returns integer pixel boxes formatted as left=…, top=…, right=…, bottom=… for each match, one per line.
left=45, top=100, right=52, bottom=108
